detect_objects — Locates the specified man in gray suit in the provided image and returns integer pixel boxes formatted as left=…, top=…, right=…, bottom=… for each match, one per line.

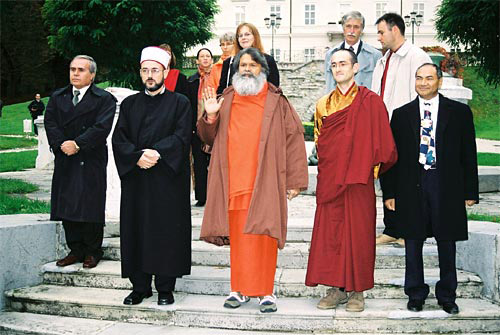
left=325, top=11, right=382, bottom=91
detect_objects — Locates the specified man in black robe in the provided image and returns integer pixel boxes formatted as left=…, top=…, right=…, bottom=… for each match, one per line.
left=45, top=55, right=116, bottom=269
left=112, top=46, right=192, bottom=306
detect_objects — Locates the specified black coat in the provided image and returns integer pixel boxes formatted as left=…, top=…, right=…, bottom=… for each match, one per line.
left=216, top=53, right=280, bottom=95
left=380, top=94, right=479, bottom=241
left=45, top=84, right=117, bottom=223
left=112, top=90, right=192, bottom=277
left=28, top=100, right=45, bottom=119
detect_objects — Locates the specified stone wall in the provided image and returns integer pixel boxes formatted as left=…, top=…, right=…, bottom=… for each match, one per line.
left=0, top=215, right=58, bottom=310
left=279, top=60, right=327, bottom=122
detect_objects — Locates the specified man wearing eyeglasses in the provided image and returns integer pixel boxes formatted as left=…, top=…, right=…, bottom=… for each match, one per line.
left=306, top=49, right=397, bottom=312
left=112, top=46, right=192, bottom=306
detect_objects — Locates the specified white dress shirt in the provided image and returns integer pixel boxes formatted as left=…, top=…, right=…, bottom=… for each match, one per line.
left=344, top=39, right=360, bottom=54
left=72, top=85, right=90, bottom=104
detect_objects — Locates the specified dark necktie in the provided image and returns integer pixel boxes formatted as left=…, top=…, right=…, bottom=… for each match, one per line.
left=419, top=103, right=436, bottom=169
left=349, top=46, right=354, bottom=52
left=72, top=90, right=80, bottom=106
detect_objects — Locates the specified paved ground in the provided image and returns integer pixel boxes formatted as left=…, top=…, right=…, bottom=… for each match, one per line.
left=0, top=167, right=498, bottom=218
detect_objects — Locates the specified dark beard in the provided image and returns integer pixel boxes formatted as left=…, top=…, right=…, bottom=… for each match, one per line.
left=143, top=79, right=163, bottom=92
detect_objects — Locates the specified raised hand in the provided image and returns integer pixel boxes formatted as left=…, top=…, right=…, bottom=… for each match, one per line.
left=203, top=87, right=224, bottom=116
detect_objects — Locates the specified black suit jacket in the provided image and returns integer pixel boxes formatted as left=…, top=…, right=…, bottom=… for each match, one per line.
left=380, top=94, right=478, bottom=241
left=216, top=53, right=280, bottom=95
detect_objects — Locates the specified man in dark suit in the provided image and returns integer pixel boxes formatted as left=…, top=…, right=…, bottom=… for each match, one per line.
left=28, top=93, right=45, bottom=135
left=45, top=55, right=116, bottom=269
left=381, top=63, right=478, bottom=314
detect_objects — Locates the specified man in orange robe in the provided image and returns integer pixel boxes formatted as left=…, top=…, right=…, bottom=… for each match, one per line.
left=305, top=49, right=397, bottom=312
left=198, top=47, right=308, bottom=313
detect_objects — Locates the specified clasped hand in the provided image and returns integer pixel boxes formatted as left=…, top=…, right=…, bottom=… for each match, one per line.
left=137, top=149, right=160, bottom=169
left=61, top=140, right=79, bottom=156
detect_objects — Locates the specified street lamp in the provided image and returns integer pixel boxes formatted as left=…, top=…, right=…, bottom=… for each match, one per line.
left=264, top=13, right=282, bottom=58
left=404, top=11, right=423, bottom=44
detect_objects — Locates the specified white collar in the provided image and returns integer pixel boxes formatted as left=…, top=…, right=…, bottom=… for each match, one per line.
left=73, top=84, right=90, bottom=99
left=419, top=94, right=439, bottom=106
left=344, top=39, right=361, bottom=53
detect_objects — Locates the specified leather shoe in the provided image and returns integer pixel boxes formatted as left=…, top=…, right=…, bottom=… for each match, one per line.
left=158, top=291, right=175, bottom=305
left=195, top=200, right=206, bottom=207
left=123, top=290, right=153, bottom=305
left=439, top=301, right=459, bottom=314
left=83, top=255, right=99, bottom=269
left=407, top=299, right=424, bottom=312
left=56, top=254, right=80, bottom=267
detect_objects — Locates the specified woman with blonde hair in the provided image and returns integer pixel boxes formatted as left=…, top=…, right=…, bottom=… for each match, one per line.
left=216, top=22, right=279, bottom=95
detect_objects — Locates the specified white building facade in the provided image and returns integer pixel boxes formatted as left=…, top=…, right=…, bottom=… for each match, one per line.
left=189, top=0, right=450, bottom=62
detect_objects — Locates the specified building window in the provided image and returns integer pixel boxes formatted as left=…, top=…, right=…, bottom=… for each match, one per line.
left=305, top=4, right=315, bottom=25
left=235, top=5, right=246, bottom=26
left=270, top=4, right=281, bottom=18
left=304, top=48, right=315, bottom=62
left=339, top=2, right=351, bottom=20
left=376, top=2, right=388, bottom=19
left=413, top=2, right=425, bottom=20
left=274, top=48, right=281, bottom=62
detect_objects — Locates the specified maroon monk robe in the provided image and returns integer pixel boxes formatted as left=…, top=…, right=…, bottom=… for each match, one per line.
left=306, top=86, right=397, bottom=292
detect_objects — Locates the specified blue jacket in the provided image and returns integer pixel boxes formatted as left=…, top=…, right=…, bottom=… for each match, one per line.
left=325, top=40, right=382, bottom=91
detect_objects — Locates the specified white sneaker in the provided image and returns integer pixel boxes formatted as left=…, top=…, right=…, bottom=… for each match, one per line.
left=223, top=291, right=250, bottom=309
left=258, top=294, right=277, bottom=313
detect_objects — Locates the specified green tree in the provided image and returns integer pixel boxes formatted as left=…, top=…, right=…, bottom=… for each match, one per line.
left=42, top=0, right=218, bottom=88
left=435, top=0, right=499, bottom=86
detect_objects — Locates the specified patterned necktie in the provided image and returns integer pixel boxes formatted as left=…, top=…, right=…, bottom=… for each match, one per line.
left=72, top=90, right=80, bottom=106
left=419, top=104, right=436, bottom=169
left=349, top=46, right=354, bottom=52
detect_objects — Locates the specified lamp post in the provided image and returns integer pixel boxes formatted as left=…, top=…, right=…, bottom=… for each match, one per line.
left=404, top=11, right=423, bottom=44
left=264, top=13, right=282, bottom=58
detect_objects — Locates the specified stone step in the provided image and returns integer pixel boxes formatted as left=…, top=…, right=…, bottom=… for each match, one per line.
left=41, top=261, right=482, bottom=299
left=5, top=286, right=500, bottom=333
left=102, top=238, right=439, bottom=269
left=4, top=312, right=479, bottom=335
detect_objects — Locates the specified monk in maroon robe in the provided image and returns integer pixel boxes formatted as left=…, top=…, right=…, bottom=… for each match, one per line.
left=306, top=49, right=397, bottom=312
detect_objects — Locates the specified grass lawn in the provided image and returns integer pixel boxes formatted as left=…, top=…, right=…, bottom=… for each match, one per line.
left=463, top=66, right=500, bottom=140
left=0, top=178, right=50, bottom=215
left=0, top=150, right=37, bottom=172
left=0, top=136, right=37, bottom=150
left=477, top=153, right=500, bottom=166
left=468, top=212, right=500, bottom=223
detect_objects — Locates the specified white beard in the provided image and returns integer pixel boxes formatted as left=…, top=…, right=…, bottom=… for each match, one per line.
left=232, top=72, right=267, bottom=96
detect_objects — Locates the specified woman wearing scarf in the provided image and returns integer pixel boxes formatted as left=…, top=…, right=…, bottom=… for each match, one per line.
left=188, top=48, right=214, bottom=206
left=207, top=32, right=235, bottom=90
left=159, top=44, right=188, bottom=96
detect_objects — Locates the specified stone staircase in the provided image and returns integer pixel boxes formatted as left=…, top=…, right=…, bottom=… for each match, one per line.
left=2, top=200, right=500, bottom=334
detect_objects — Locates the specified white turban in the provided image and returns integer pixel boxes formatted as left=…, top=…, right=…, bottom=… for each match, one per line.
left=140, top=46, right=171, bottom=69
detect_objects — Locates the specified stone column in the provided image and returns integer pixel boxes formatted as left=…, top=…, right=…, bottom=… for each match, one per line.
left=104, top=87, right=138, bottom=220
left=34, top=116, right=54, bottom=169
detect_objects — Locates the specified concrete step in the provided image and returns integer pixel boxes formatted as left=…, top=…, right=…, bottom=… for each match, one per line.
left=4, top=312, right=480, bottom=335
left=41, top=261, right=482, bottom=299
left=5, top=286, right=500, bottom=333
left=102, top=238, right=439, bottom=269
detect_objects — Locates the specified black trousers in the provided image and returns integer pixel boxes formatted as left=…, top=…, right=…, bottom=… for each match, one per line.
left=404, top=168, right=457, bottom=304
left=191, top=134, right=210, bottom=202
left=62, top=220, right=103, bottom=260
left=32, top=117, right=38, bottom=135
left=129, top=271, right=177, bottom=294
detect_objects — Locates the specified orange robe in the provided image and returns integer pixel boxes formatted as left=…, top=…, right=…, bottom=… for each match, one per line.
left=227, top=82, right=277, bottom=296
left=207, top=55, right=230, bottom=91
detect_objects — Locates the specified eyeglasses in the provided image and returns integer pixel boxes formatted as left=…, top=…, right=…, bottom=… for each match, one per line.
left=220, top=42, right=233, bottom=47
left=331, top=62, right=353, bottom=69
left=140, top=68, right=162, bottom=75
left=238, top=32, right=253, bottom=39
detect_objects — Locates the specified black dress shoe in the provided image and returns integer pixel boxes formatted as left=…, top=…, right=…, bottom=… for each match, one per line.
left=407, top=299, right=424, bottom=312
left=439, top=301, right=459, bottom=314
left=158, top=291, right=175, bottom=305
left=123, top=290, right=153, bottom=305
